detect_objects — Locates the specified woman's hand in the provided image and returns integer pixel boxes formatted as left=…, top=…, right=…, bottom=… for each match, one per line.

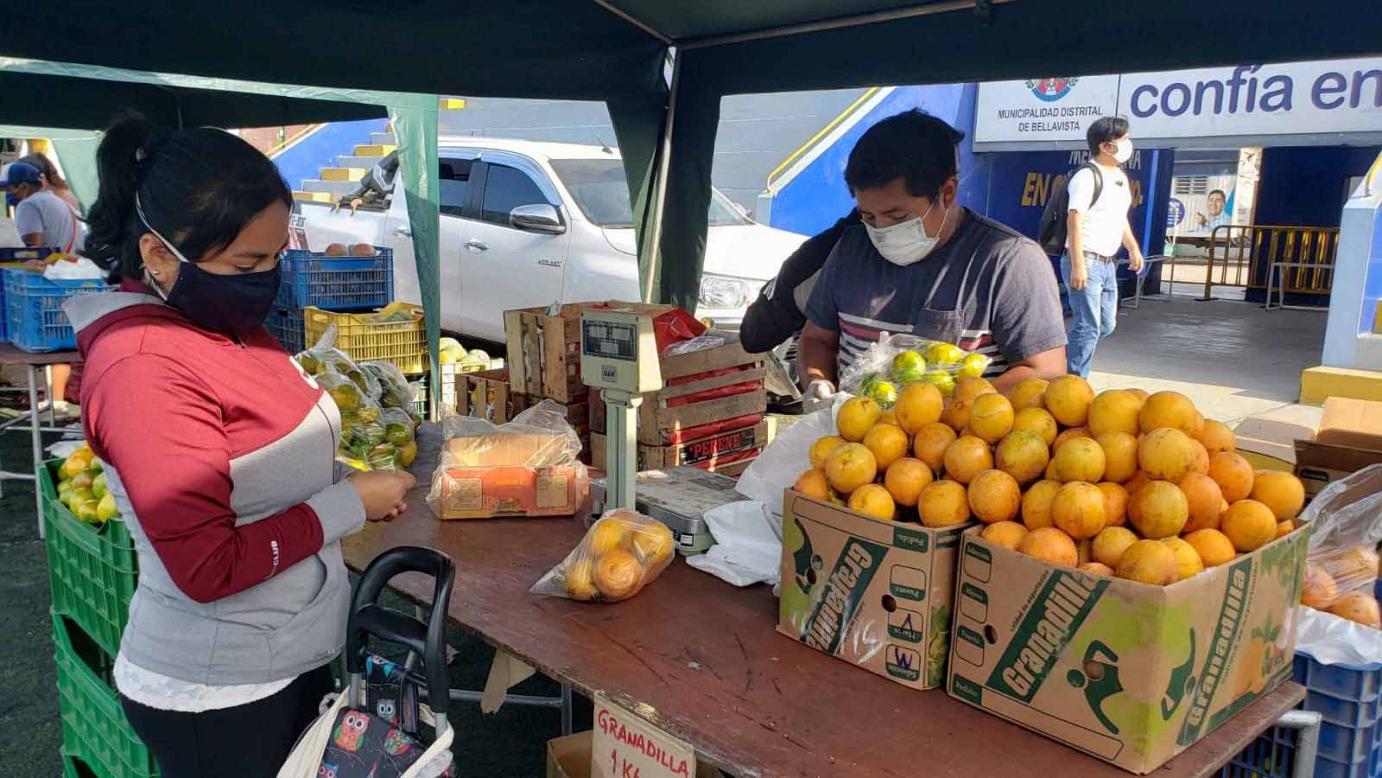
left=347, top=470, right=416, bottom=522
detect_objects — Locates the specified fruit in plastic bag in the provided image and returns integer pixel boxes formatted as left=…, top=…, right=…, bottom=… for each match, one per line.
left=865, top=380, right=898, bottom=409
left=890, top=350, right=927, bottom=383
left=363, top=361, right=416, bottom=409
left=531, top=509, right=675, bottom=603
left=1327, top=591, right=1381, bottom=629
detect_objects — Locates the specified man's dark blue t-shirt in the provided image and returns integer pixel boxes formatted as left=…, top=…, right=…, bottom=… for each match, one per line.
left=806, top=208, right=1067, bottom=377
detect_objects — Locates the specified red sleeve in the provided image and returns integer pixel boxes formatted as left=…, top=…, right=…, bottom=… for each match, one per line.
left=87, top=355, right=327, bottom=603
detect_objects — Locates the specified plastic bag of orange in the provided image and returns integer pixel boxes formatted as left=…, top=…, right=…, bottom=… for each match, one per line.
left=531, top=509, right=676, bottom=602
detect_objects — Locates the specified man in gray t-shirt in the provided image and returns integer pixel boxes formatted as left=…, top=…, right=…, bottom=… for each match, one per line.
left=2, top=161, right=85, bottom=252
left=798, top=111, right=1067, bottom=407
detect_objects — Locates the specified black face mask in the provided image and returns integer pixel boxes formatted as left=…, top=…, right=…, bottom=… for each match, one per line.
left=136, top=194, right=281, bottom=337
left=161, top=260, right=281, bottom=337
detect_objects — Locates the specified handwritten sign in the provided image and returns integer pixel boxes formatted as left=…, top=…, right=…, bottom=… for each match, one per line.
left=592, top=693, right=696, bottom=778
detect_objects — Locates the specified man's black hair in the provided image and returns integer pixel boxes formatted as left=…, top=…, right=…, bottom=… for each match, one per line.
left=1086, top=116, right=1130, bottom=155
left=1208, top=189, right=1226, bottom=199
left=844, top=110, right=964, bottom=199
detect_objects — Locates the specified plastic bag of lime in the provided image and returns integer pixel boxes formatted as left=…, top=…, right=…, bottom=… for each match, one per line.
left=530, top=509, right=676, bottom=602
left=838, top=332, right=992, bottom=405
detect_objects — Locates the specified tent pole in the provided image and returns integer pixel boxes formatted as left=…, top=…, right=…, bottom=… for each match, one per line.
left=590, top=0, right=671, bottom=44
left=642, top=50, right=680, bottom=304
left=680, top=0, right=1018, bottom=49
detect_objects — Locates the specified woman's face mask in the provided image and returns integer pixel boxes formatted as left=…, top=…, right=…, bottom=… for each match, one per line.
left=864, top=199, right=949, bottom=266
left=136, top=196, right=281, bottom=337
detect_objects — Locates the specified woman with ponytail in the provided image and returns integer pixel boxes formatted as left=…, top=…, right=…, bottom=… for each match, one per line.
left=69, top=113, right=415, bottom=777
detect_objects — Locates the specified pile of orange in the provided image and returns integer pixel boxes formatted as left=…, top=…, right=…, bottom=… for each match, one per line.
left=793, top=375, right=1309, bottom=587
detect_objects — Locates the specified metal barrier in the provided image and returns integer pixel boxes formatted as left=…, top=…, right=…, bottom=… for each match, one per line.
left=1202, top=225, right=1340, bottom=300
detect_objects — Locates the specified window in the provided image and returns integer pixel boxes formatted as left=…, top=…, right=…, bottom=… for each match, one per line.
left=438, top=158, right=473, bottom=216
left=1173, top=175, right=1209, bottom=196
left=480, top=164, right=551, bottom=226
left=550, top=158, right=751, bottom=228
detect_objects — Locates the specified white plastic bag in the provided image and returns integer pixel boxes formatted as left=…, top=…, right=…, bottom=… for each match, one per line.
left=735, top=401, right=843, bottom=515
left=1293, top=465, right=1382, bottom=660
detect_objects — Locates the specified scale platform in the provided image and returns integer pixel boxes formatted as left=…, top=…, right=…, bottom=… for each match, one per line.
left=590, top=466, right=747, bottom=556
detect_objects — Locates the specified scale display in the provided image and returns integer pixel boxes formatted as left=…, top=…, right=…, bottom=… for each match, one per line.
left=583, top=321, right=637, bottom=362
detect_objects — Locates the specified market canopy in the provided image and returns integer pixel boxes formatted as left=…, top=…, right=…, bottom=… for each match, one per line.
left=6, top=0, right=1379, bottom=307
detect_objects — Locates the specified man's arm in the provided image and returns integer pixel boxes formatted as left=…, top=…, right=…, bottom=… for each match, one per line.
left=1066, top=210, right=1086, bottom=290
left=1121, top=221, right=1144, bottom=271
left=20, top=232, right=43, bottom=247
left=797, top=321, right=840, bottom=387
left=740, top=212, right=856, bottom=353
left=14, top=201, right=44, bottom=247
left=991, top=346, right=1067, bottom=392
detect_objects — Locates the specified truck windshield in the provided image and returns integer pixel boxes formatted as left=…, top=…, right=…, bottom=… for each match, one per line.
left=549, top=159, right=751, bottom=228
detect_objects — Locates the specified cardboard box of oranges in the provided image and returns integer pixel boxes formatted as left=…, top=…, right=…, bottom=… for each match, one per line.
left=778, top=488, right=970, bottom=690
left=947, top=525, right=1308, bottom=774
left=784, top=372, right=1312, bottom=726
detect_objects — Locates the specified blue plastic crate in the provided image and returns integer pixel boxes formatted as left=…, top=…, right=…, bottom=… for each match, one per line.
left=1308, top=689, right=1382, bottom=730
left=265, top=306, right=306, bottom=354
left=1220, top=723, right=1298, bottom=778
left=1295, top=655, right=1382, bottom=703
left=1319, top=719, right=1380, bottom=764
left=277, top=247, right=393, bottom=310
left=3, top=268, right=110, bottom=353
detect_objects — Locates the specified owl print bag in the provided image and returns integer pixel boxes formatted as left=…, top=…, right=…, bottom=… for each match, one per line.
left=278, top=547, right=457, bottom=778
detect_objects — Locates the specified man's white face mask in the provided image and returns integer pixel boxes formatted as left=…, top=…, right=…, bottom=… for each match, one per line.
left=1111, top=138, right=1134, bottom=164
left=864, top=199, right=947, bottom=266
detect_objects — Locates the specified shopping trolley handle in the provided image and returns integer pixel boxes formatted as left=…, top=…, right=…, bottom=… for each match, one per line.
left=345, top=545, right=455, bottom=718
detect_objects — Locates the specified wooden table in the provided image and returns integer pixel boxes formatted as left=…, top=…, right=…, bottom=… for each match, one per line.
left=341, top=426, right=1305, bottom=778
left=0, top=343, right=79, bottom=536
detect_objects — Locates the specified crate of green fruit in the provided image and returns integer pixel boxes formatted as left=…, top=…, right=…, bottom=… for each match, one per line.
left=42, top=449, right=137, bottom=659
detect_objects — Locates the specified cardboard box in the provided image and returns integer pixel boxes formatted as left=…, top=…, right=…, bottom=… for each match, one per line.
left=1233, top=404, right=1322, bottom=447
left=590, top=421, right=767, bottom=473
left=435, top=432, right=588, bottom=519
left=547, top=732, right=591, bottom=778
left=1316, top=397, right=1382, bottom=451
left=546, top=731, right=725, bottom=778
left=778, top=489, right=970, bottom=691
left=947, top=527, right=1309, bottom=774
left=449, top=368, right=519, bottom=423
left=1294, top=438, right=1382, bottom=498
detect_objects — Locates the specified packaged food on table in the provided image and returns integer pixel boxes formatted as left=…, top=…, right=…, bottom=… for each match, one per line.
left=531, top=508, right=675, bottom=602
left=427, top=400, right=589, bottom=519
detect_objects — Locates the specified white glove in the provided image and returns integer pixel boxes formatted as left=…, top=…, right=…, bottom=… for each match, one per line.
left=801, top=379, right=837, bottom=413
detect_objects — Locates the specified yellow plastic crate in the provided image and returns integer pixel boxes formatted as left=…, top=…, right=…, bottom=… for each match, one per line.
left=304, top=303, right=427, bottom=375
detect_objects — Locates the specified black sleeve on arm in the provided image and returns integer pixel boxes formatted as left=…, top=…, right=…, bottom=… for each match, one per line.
left=740, top=211, right=859, bottom=353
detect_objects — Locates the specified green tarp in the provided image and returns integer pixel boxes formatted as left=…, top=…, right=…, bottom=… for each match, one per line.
left=6, top=1, right=1380, bottom=343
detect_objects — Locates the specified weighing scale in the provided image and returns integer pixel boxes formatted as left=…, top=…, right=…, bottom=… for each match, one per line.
left=590, top=467, right=746, bottom=556
left=579, top=307, right=663, bottom=510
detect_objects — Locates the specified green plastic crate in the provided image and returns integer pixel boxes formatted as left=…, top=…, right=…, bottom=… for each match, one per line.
left=41, top=459, right=138, bottom=658
left=52, top=613, right=159, bottom=778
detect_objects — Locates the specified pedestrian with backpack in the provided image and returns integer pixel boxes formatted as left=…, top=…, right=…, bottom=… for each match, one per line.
left=1060, top=117, right=1144, bottom=377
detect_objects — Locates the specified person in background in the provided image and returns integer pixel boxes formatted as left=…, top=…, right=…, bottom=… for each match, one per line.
left=19, top=151, right=83, bottom=212
left=798, top=110, right=1066, bottom=409
left=70, top=113, right=414, bottom=777
left=1063, top=116, right=1144, bottom=378
left=2, top=159, right=86, bottom=416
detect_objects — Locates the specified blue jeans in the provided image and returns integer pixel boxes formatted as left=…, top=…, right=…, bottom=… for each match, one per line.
left=1061, top=252, right=1119, bottom=378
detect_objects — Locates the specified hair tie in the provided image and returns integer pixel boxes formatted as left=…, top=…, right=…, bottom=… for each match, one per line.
left=135, top=147, right=148, bottom=162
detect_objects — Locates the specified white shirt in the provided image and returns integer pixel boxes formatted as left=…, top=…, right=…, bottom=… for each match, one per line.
left=115, top=654, right=296, bottom=712
left=14, top=189, right=86, bottom=253
left=1066, top=163, right=1131, bottom=257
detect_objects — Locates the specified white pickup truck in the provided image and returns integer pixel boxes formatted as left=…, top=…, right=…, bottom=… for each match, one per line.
left=296, top=137, right=807, bottom=344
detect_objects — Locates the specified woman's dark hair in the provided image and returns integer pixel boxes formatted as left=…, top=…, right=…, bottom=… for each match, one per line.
left=85, top=112, right=292, bottom=281
left=1086, top=116, right=1130, bottom=155
left=18, top=152, right=67, bottom=190
left=844, top=110, right=964, bottom=199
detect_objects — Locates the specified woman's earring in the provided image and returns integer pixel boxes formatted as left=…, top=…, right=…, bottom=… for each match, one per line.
left=150, top=270, right=160, bottom=277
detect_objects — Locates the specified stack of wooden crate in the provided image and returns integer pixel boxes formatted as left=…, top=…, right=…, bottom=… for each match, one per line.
left=503, top=302, right=770, bottom=475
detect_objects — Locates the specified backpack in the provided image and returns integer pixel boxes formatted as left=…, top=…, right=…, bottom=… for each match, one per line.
left=1037, top=162, right=1103, bottom=255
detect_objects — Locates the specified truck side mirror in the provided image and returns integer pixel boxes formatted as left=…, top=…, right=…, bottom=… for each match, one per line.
left=510, top=204, right=566, bottom=235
